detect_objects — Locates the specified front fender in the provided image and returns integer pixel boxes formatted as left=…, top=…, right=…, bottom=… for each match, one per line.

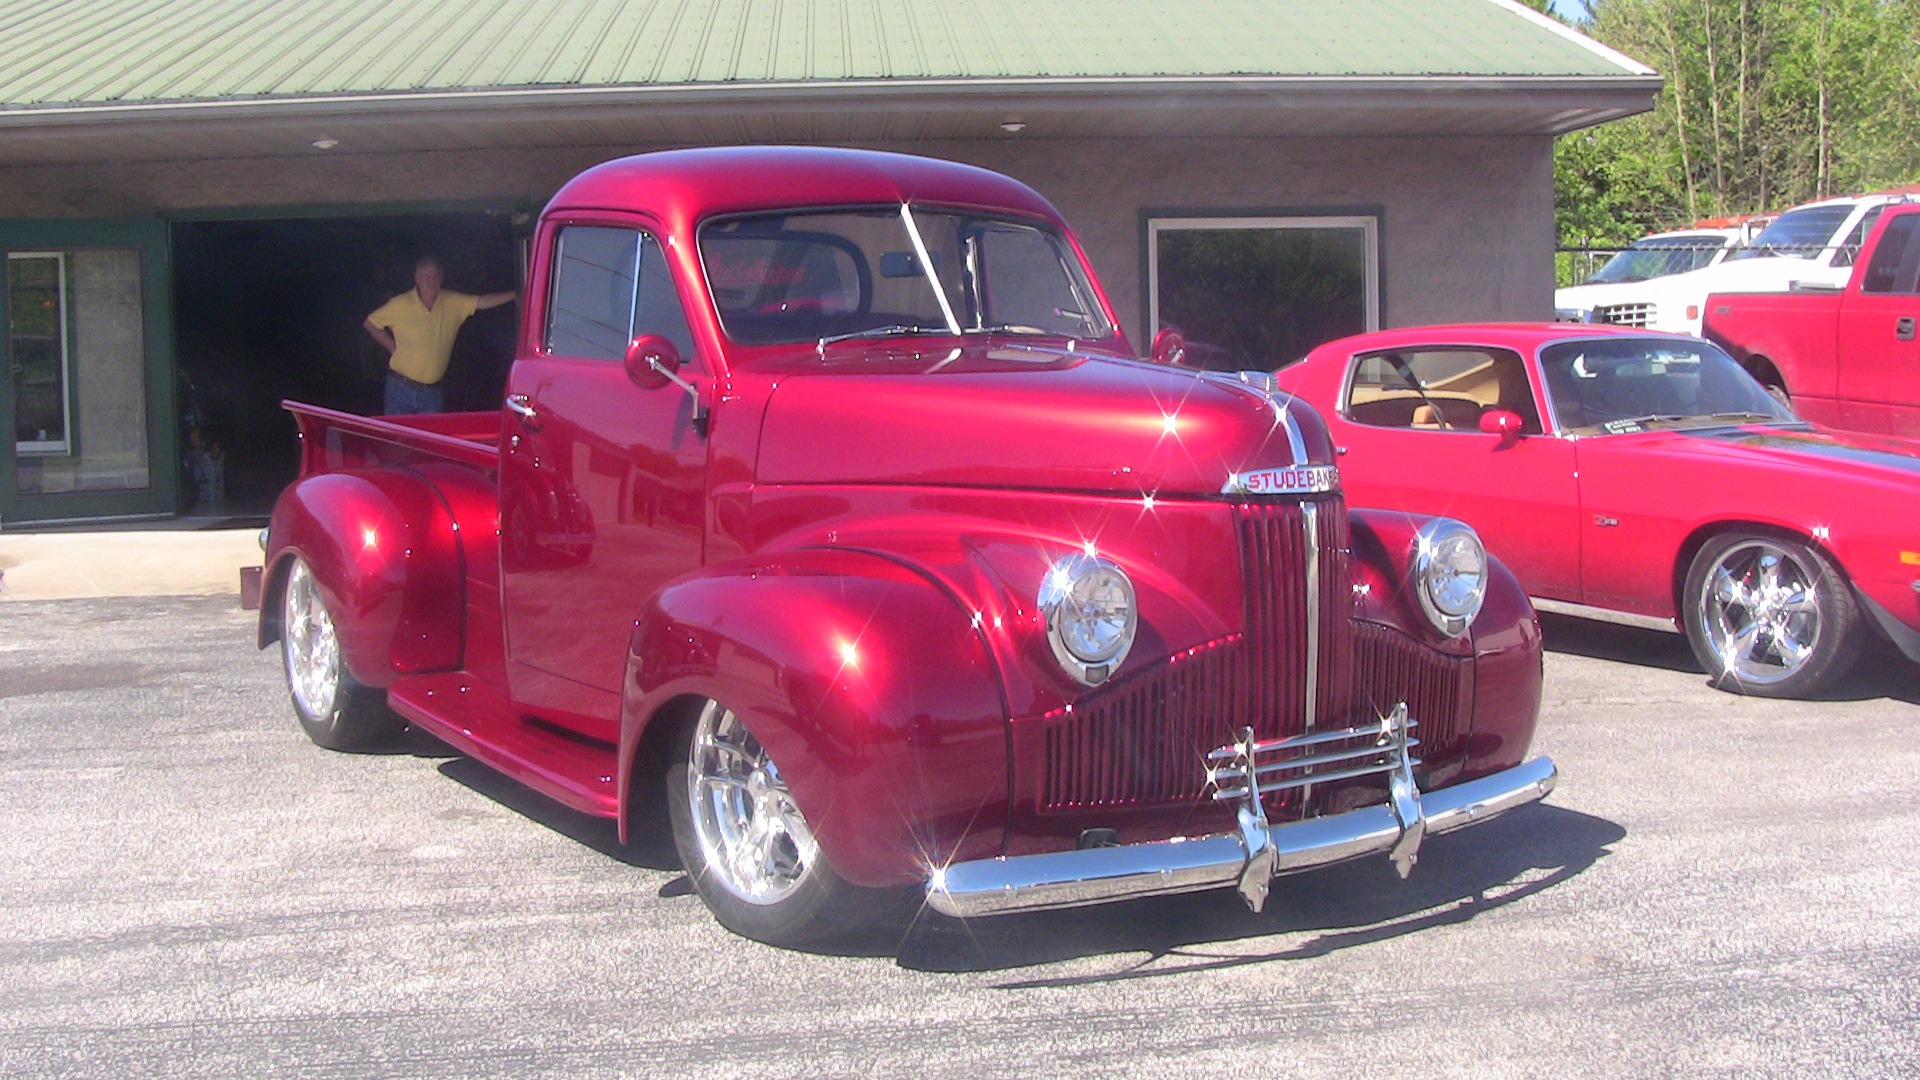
left=259, top=469, right=466, bottom=686
left=621, top=547, right=1009, bottom=888
left=1348, top=507, right=1543, bottom=778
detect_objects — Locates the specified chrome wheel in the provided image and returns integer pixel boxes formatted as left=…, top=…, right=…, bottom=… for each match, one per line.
left=1695, top=538, right=1824, bottom=688
left=283, top=558, right=341, bottom=719
left=685, top=700, right=820, bottom=906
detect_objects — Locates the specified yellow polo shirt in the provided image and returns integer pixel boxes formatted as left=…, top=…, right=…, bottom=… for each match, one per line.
left=367, top=289, right=480, bottom=385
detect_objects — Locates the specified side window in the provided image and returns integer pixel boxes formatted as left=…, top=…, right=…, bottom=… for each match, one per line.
left=546, top=226, right=697, bottom=361
left=1345, top=348, right=1541, bottom=434
left=1861, top=215, right=1920, bottom=295
left=976, top=224, right=1094, bottom=336
left=1832, top=206, right=1884, bottom=268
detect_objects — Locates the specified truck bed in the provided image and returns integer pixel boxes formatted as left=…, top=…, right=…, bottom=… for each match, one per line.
left=284, top=401, right=500, bottom=476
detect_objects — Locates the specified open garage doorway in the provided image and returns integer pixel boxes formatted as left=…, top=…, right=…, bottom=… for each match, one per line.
left=171, top=211, right=522, bottom=515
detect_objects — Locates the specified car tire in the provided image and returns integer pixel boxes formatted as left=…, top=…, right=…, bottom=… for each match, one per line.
left=1681, top=532, right=1864, bottom=697
left=1748, top=360, right=1791, bottom=408
left=280, top=556, right=401, bottom=750
left=666, top=698, right=894, bottom=947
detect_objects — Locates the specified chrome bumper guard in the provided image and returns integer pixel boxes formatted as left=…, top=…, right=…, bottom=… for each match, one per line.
left=925, top=704, right=1557, bottom=918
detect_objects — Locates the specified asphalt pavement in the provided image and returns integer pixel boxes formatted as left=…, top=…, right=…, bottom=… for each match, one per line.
left=1, top=596, right=1916, bottom=1078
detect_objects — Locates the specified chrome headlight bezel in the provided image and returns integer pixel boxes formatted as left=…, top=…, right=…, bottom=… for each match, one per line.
left=1412, top=518, right=1487, bottom=637
left=1038, top=553, right=1137, bottom=686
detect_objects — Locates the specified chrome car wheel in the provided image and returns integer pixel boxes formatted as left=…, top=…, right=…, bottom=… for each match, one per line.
left=278, top=555, right=398, bottom=750
left=1683, top=534, right=1862, bottom=697
left=685, top=700, right=820, bottom=905
left=283, top=557, right=341, bottom=719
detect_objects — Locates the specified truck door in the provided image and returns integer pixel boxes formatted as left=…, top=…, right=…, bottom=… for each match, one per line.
left=500, top=222, right=708, bottom=736
left=1835, top=211, right=1920, bottom=435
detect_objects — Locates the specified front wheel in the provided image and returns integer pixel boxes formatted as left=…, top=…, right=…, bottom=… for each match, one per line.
left=1681, top=533, right=1864, bottom=697
left=666, top=699, right=892, bottom=947
left=281, top=556, right=401, bottom=749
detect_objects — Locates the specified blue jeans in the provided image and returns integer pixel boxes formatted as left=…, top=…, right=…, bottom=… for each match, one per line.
left=384, top=372, right=443, bottom=415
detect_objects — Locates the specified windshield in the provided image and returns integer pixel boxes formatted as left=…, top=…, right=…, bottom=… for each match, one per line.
left=1585, top=236, right=1728, bottom=283
left=1726, top=205, right=1852, bottom=261
left=698, top=206, right=1112, bottom=347
left=1539, top=338, right=1797, bottom=434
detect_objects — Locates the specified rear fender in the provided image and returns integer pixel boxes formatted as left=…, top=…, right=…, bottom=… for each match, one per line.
left=259, top=470, right=466, bottom=686
left=621, top=547, right=1009, bottom=888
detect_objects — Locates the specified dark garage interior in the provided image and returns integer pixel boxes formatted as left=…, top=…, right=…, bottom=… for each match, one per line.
left=171, top=212, right=523, bottom=515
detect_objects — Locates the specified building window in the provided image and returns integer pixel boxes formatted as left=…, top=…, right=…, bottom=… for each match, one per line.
left=9, top=252, right=71, bottom=455
left=1148, top=216, right=1379, bottom=372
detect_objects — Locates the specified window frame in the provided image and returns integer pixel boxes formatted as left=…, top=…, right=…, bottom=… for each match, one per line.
left=541, top=222, right=698, bottom=365
left=1145, top=213, right=1381, bottom=366
left=8, top=250, right=73, bottom=456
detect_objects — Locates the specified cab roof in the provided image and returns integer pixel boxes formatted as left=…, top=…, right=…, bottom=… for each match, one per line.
left=544, top=145, right=1064, bottom=230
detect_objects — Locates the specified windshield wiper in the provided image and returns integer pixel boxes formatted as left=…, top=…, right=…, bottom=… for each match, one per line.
left=1596, top=414, right=1692, bottom=432
left=816, top=324, right=942, bottom=350
left=1707, top=411, right=1781, bottom=421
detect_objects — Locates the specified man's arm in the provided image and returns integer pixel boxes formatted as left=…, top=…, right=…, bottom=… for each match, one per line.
left=475, top=291, right=517, bottom=311
left=363, top=318, right=397, bottom=354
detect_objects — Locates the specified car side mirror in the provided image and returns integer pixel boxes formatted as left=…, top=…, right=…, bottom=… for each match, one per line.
left=624, top=334, right=708, bottom=434
left=624, top=334, right=681, bottom=390
left=1479, top=408, right=1525, bottom=447
left=1150, top=326, right=1186, bottom=366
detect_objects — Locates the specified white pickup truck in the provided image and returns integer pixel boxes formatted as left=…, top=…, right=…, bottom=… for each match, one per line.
left=1557, top=192, right=1914, bottom=335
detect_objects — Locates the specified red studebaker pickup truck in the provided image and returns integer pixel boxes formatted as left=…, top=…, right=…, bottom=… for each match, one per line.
left=260, top=147, right=1555, bottom=946
left=1704, top=204, right=1920, bottom=436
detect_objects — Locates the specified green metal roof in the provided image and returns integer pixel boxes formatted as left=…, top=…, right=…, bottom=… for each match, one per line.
left=0, top=0, right=1647, bottom=111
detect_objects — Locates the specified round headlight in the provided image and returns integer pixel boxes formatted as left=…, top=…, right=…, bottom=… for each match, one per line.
left=1038, top=553, right=1137, bottom=685
left=1412, top=518, right=1487, bottom=637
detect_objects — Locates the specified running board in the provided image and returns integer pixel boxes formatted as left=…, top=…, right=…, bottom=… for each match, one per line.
left=387, top=672, right=620, bottom=819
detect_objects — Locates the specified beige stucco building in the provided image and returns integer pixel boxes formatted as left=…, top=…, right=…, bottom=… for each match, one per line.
left=0, top=0, right=1657, bottom=524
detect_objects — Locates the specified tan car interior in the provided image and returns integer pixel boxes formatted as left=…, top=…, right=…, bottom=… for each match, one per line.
left=1345, top=349, right=1543, bottom=433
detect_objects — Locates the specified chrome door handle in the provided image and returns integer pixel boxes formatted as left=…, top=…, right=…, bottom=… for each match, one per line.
left=1898, top=316, right=1916, bottom=341
left=505, top=393, right=539, bottom=426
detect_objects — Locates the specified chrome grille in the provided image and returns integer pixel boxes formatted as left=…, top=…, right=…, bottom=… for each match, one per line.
left=1593, top=302, right=1655, bottom=327
left=1037, top=498, right=1355, bottom=812
left=1350, top=620, right=1470, bottom=752
left=1040, top=641, right=1240, bottom=809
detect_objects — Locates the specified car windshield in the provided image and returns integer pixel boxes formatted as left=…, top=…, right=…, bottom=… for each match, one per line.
left=1584, top=236, right=1727, bottom=283
left=1725, top=205, right=1852, bottom=261
left=698, top=206, right=1112, bottom=347
left=1538, top=338, right=1798, bottom=435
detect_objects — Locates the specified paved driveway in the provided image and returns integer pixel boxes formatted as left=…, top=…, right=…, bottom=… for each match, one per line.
left=1, top=597, right=1915, bottom=1078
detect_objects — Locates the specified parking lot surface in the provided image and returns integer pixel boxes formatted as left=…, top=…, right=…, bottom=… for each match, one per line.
left=2, top=596, right=1916, bottom=1078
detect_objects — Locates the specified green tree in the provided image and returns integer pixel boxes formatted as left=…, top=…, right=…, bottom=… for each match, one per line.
left=1556, top=0, right=1920, bottom=282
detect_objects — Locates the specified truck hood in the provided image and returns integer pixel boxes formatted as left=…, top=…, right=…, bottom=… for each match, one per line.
left=752, top=342, right=1335, bottom=496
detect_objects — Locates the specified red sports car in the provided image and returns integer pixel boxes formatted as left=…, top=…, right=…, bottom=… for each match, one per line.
left=1271, top=323, right=1920, bottom=697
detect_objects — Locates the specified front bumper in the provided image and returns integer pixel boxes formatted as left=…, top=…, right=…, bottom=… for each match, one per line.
left=926, top=706, right=1556, bottom=918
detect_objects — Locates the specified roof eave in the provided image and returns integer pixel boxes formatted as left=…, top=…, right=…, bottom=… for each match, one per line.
left=0, top=74, right=1663, bottom=135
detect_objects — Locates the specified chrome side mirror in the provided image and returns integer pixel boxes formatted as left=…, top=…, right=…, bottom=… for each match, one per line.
left=624, top=334, right=707, bottom=432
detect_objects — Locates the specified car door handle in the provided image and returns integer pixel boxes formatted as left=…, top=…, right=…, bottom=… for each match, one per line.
left=505, top=393, right=541, bottom=429
left=1898, top=316, right=1916, bottom=341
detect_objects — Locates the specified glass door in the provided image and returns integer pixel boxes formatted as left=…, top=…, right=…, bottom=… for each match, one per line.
left=0, top=219, right=174, bottom=525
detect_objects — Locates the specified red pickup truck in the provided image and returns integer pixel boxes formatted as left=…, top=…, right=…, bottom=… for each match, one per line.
left=259, top=147, right=1555, bottom=947
left=1704, top=204, right=1920, bottom=435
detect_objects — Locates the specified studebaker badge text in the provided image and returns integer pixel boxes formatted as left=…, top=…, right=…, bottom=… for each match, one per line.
left=1222, top=464, right=1341, bottom=497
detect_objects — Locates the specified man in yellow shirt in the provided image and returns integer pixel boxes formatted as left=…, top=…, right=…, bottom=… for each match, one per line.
left=363, top=256, right=516, bottom=414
